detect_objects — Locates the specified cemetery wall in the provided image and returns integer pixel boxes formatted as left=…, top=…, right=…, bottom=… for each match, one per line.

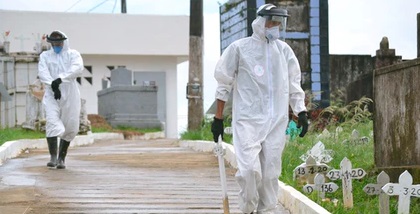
left=329, top=54, right=373, bottom=102
left=373, top=57, right=420, bottom=183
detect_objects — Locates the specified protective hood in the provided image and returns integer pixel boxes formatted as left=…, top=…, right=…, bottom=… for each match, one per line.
left=48, top=30, right=70, bottom=52
left=251, top=16, right=267, bottom=41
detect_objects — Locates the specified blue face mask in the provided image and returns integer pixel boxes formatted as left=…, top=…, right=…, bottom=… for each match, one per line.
left=53, top=46, right=63, bottom=54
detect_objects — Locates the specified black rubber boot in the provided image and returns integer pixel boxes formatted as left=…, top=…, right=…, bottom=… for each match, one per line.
left=57, top=139, right=70, bottom=169
left=46, top=137, right=58, bottom=167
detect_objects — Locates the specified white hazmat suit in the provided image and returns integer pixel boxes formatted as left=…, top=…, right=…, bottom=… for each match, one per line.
left=38, top=30, right=83, bottom=142
left=214, top=16, right=307, bottom=213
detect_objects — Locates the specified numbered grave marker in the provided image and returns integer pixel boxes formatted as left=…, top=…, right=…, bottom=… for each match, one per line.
left=326, top=157, right=366, bottom=208
left=334, top=126, right=343, bottom=140
left=342, top=129, right=370, bottom=144
left=316, top=129, right=331, bottom=140
left=303, top=173, right=338, bottom=199
left=294, top=156, right=330, bottom=184
left=224, top=127, right=232, bottom=135
left=382, top=170, right=420, bottom=214
left=299, top=141, right=333, bottom=164
left=351, top=129, right=359, bottom=139
left=363, top=171, right=390, bottom=214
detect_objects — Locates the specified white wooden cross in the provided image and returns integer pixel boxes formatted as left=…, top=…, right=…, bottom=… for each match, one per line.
left=303, top=173, right=339, bottom=199
left=294, top=155, right=330, bottom=184
left=300, top=141, right=333, bottom=163
left=224, top=127, right=232, bottom=135
left=342, top=129, right=370, bottom=144
left=363, top=171, right=390, bottom=214
left=316, top=129, right=331, bottom=140
left=14, top=34, right=31, bottom=52
left=326, top=157, right=367, bottom=208
left=382, top=170, right=420, bottom=214
left=334, top=126, right=343, bottom=140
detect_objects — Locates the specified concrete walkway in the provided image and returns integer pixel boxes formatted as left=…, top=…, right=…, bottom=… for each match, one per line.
left=0, top=133, right=331, bottom=214
left=0, top=137, right=291, bottom=214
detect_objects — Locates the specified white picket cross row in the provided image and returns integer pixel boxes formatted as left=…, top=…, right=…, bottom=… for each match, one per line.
left=382, top=170, right=420, bottom=214
left=326, top=157, right=367, bottom=208
left=303, top=173, right=338, bottom=199
left=363, top=171, right=390, bottom=214
left=294, top=155, right=330, bottom=184
left=299, top=141, right=333, bottom=163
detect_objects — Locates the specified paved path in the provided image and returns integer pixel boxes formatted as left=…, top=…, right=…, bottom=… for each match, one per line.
left=0, top=138, right=290, bottom=214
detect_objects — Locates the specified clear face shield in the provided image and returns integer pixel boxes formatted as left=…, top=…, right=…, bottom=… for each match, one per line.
left=270, top=15, right=288, bottom=41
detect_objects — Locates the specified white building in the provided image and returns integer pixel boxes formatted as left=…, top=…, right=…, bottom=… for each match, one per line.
left=0, top=10, right=189, bottom=138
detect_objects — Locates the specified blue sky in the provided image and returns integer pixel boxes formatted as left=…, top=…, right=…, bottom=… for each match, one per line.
left=1, top=0, right=420, bottom=133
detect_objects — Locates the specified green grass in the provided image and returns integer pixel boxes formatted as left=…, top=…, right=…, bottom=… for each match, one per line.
left=180, top=120, right=420, bottom=214
left=0, top=127, right=45, bottom=146
left=114, top=125, right=162, bottom=133
left=180, top=116, right=232, bottom=143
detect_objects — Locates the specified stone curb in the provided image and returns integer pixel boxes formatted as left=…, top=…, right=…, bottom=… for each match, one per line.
left=0, top=132, right=124, bottom=166
left=179, top=140, right=331, bottom=214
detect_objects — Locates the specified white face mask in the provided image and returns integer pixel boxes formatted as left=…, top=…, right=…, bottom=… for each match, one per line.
left=265, top=26, right=280, bottom=41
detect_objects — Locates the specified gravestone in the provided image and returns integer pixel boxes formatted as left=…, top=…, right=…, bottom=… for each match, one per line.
left=363, top=171, right=390, bottom=214
left=334, top=126, right=343, bottom=140
left=294, top=155, right=330, bottom=184
left=327, top=157, right=366, bottom=208
left=382, top=170, right=420, bottom=214
left=21, top=80, right=45, bottom=131
left=300, top=141, right=333, bottom=164
left=316, top=129, right=331, bottom=140
left=98, top=68, right=161, bottom=129
left=303, top=173, right=338, bottom=199
left=0, top=82, right=12, bottom=129
left=342, top=129, right=370, bottom=144
left=110, top=67, right=132, bottom=86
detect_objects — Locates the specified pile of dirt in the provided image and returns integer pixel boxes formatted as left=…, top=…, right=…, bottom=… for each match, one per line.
left=87, top=114, right=144, bottom=139
left=87, top=114, right=112, bottom=131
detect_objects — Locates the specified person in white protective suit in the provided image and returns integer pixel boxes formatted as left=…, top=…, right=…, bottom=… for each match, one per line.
left=211, top=4, right=309, bottom=214
left=38, top=30, right=83, bottom=169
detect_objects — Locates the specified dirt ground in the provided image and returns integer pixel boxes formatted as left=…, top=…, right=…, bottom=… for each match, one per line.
left=88, top=114, right=145, bottom=139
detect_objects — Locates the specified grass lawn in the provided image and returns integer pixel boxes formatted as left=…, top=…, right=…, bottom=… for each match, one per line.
left=180, top=118, right=420, bottom=214
left=0, top=127, right=45, bottom=146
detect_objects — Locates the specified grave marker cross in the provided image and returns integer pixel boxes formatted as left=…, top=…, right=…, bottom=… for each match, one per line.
left=294, top=155, right=329, bottom=184
left=14, top=34, right=31, bottom=52
left=300, top=141, right=333, bottom=164
left=303, top=173, right=338, bottom=199
left=363, top=171, right=390, bottom=214
left=382, top=170, right=420, bottom=214
left=326, top=157, right=366, bottom=208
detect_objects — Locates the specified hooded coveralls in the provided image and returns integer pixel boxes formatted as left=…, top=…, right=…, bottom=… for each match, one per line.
left=38, top=31, right=84, bottom=142
left=214, top=16, right=307, bottom=213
